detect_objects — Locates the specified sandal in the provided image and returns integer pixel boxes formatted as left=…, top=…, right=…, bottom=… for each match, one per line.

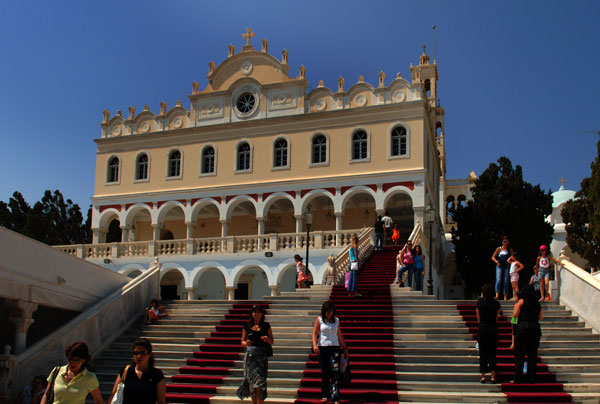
left=321, top=399, right=328, bottom=403
left=491, top=376, right=497, bottom=383
left=480, top=376, right=486, bottom=383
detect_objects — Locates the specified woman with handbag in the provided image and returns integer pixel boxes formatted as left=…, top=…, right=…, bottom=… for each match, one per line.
left=312, top=301, right=349, bottom=404
left=347, top=235, right=360, bottom=297
left=106, top=338, right=166, bottom=404
left=40, top=342, right=103, bottom=404
left=237, top=305, right=274, bottom=404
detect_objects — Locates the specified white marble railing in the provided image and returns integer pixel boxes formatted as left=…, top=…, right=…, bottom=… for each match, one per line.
left=334, top=227, right=374, bottom=285
left=554, top=252, right=600, bottom=333
left=54, top=229, right=364, bottom=259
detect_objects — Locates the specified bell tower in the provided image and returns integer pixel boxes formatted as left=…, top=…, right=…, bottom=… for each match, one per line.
left=410, top=45, right=438, bottom=106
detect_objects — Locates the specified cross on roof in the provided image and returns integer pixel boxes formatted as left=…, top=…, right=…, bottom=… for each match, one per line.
left=559, top=177, right=566, bottom=186
left=242, top=28, right=255, bottom=46
left=422, top=44, right=427, bottom=53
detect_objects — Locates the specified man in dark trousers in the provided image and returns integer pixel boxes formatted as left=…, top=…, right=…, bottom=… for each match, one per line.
left=373, top=215, right=385, bottom=251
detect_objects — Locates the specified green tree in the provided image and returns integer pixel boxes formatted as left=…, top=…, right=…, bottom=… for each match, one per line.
left=451, top=157, right=554, bottom=297
left=0, top=190, right=92, bottom=245
left=561, top=136, right=600, bottom=270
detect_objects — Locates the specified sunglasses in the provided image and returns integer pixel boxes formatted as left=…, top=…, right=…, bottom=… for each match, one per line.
left=133, top=351, right=149, bottom=357
left=68, top=358, right=84, bottom=364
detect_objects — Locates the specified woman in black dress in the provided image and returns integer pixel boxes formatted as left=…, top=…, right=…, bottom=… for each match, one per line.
left=237, top=305, right=274, bottom=404
left=107, top=338, right=166, bottom=404
left=476, top=283, right=501, bottom=383
left=513, top=284, right=543, bottom=383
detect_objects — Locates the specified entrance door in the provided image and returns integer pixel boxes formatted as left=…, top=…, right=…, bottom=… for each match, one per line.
left=235, top=283, right=249, bottom=300
left=161, top=285, right=179, bottom=300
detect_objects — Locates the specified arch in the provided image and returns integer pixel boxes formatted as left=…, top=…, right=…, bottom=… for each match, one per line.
left=231, top=260, right=273, bottom=287
left=200, top=144, right=217, bottom=176
left=159, top=266, right=188, bottom=300
left=227, top=197, right=258, bottom=236
left=446, top=195, right=456, bottom=224
left=382, top=186, right=415, bottom=210
left=156, top=200, right=187, bottom=225
left=262, top=193, right=295, bottom=233
left=98, top=208, right=123, bottom=231
left=457, top=194, right=467, bottom=209
left=224, top=195, right=258, bottom=222
left=383, top=189, right=415, bottom=242
left=124, top=203, right=153, bottom=230
left=190, top=261, right=230, bottom=286
left=190, top=198, right=222, bottom=223
left=340, top=186, right=378, bottom=212
left=300, top=189, right=336, bottom=217
left=106, top=155, right=120, bottom=183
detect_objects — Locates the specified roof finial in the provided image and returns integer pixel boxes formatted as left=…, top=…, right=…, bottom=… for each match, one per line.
left=559, top=177, right=566, bottom=188
left=419, top=45, right=430, bottom=65
left=261, top=38, right=268, bottom=53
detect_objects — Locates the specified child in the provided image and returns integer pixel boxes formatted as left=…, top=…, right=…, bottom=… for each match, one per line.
left=294, top=254, right=307, bottom=288
left=144, top=298, right=166, bottom=324
left=391, top=224, right=400, bottom=246
left=530, top=266, right=542, bottom=300
left=535, top=245, right=562, bottom=301
left=509, top=292, right=520, bottom=351
left=508, top=252, right=524, bottom=301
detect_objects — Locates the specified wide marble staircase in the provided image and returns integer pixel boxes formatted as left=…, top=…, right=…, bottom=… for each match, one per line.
left=90, top=246, right=600, bottom=404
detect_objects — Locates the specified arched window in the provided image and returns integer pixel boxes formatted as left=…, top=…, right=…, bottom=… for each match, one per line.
left=312, top=134, right=327, bottom=164
left=457, top=195, right=467, bottom=209
left=352, top=131, right=368, bottom=160
left=391, top=126, right=407, bottom=156
left=202, top=146, right=215, bottom=174
left=274, top=138, right=288, bottom=167
left=168, top=150, right=181, bottom=177
left=237, top=142, right=251, bottom=171
left=446, top=196, right=456, bottom=224
left=107, top=157, right=119, bottom=183
left=136, top=154, right=148, bottom=180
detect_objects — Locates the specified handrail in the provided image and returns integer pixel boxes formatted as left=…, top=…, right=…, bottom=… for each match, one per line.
left=555, top=251, right=600, bottom=333
left=334, top=228, right=373, bottom=285
left=12, top=258, right=161, bottom=397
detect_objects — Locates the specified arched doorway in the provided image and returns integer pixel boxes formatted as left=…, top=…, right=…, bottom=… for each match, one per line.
left=278, top=264, right=299, bottom=293
left=106, top=218, right=122, bottom=243
left=160, top=269, right=184, bottom=300
left=264, top=197, right=295, bottom=233
left=384, top=193, right=414, bottom=243
left=342, top=192, right=376, bottom=230
left=229, top=200, right=257, bottom=236
left=305, top=195, right=335, bottom=231
left=234, top=266, right=269, bottom=300
left=194, top=268, right=226, bottom=300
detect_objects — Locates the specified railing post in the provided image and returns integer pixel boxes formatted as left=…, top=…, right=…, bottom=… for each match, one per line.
left=269, top=234, right=278, bottom=251
left=227, top=236, right=236, bottom=253
left=0, top=344, right=15, bottom=399
left=314, top=232, right=323, bottom=249
left=111, top=243, right=119, bottom=258
left=186, top=239, right=194, bottom=255
left=148, top=241, right=156, bottom=257
left=76, top=245, right=84, bottom=259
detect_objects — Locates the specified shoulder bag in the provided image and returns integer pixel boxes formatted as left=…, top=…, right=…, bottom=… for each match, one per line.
left=110, top=364, right=132, bottom=404
left=46, top=366, right=60, bottom=404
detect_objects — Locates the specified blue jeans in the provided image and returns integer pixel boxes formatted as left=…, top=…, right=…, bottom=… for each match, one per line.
left=347, top=269, right=358, bottom=292
left=413, top=266, right=423, bottom=291
left=374, top=232, right=384, bottom=250
left=495, top=265, right=510, bottom=296
left=404, top=263, right=416, bottom=288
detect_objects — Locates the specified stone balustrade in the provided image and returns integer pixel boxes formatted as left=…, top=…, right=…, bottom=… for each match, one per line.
left=55, top=229, right=364, bottom=259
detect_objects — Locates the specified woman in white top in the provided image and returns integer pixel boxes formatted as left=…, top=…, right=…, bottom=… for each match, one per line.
left=312, top=301, right=348, bottom=404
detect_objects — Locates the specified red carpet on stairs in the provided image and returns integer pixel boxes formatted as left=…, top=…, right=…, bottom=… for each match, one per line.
left=456, top=304, right=572, bottom=403
left=166, top=301, right=270, bottom=403
left=295, top=246, right=400, bottom=404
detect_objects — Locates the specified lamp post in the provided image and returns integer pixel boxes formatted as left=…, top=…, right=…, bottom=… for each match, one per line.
left=424, top=203, right=435, bottom=295
left=303, top=208, right=313, bottom=285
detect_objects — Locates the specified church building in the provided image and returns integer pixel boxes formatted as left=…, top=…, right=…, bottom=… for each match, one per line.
left=74, top=30, right=450, bottom=300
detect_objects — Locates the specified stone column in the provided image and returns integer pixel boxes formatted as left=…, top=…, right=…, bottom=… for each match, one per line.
left=120, top=226, right=130, bottom=242
left=335, top=212, right=343, bottom=246
left=0, top=344, right=16, bottom=399
left=257, top=218, right=265, bottom=250
left=92, top=228, right=101, bottom=244
left=295, top=215, right=303, bottom=248
left=220, top=220, right=230, bottom=252
left=185, top=221, right=196, bottom=254
left=7, top=300, right=38, bottom=355
left=225, top=286, right=236, bottom=301
left=152, top=224, right=163, bottom=241
left=269, top=285, right=279, bottom=296
left=186, top=287, right=195, bottom=300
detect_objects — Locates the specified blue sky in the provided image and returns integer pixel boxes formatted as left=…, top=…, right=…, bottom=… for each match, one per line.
left=1, top=1, right=599, bottom=208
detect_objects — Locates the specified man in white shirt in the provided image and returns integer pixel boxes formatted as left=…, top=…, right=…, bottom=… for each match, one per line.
left=382, top=213, right=393, bottom=245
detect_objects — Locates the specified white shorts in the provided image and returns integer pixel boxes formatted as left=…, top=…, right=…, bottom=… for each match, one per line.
left=510, top=272, right=519, bottom=283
